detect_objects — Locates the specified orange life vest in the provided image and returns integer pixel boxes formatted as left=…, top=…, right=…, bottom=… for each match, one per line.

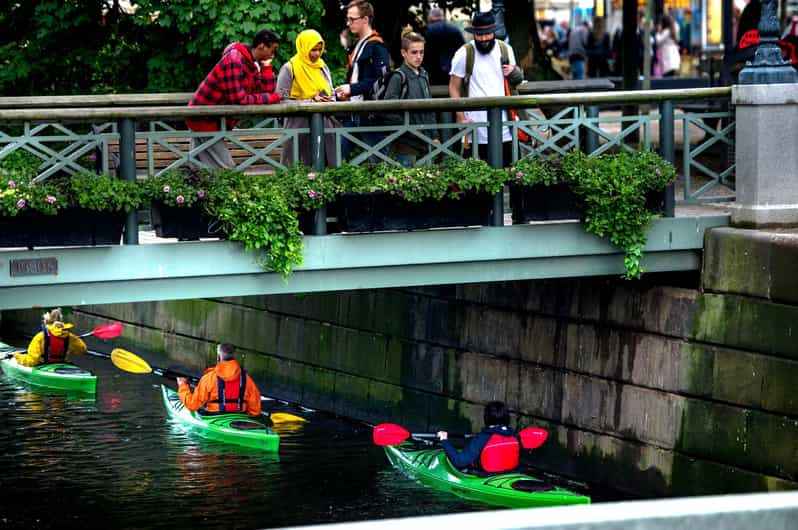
left=208, top=369, right=247, bottom=413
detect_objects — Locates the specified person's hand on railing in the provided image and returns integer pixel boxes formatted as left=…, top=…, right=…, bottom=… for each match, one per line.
left=455, top=112, right=473, bottom=124
left=313, top=90, right=334, bottom=103
left=335, top=84, right=352, bottom=101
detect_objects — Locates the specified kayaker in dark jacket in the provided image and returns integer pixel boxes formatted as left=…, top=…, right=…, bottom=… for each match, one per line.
left=15, top=308, right=87, bottom=367
left=437, top=401, right=522, bottom=473
left=177, top=343, right=262, bottom=417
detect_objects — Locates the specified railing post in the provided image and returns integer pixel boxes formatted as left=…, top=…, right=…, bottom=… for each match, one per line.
left=118, top=118, right=138, bottom=244
left=440, top=111, right=454, bottom=144
left=310, top=112, right=327, bottom=235
left=585, top=105, right=599, bottom=155
left=488, top=107, right=504, bottom=227
left=658, top=100, right=676, bottom=218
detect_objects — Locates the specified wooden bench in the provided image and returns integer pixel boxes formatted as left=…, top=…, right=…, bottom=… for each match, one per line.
left=107, top=133, right=284, bottom=177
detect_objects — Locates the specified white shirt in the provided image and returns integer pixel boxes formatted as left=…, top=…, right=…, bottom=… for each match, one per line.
left=450, top=41, right=516, bottom=144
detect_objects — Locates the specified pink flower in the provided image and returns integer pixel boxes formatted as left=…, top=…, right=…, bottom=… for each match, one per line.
left=162, top=185, right=170, bottom=193
left=307, top=190, right=320, bottom=199
left=7, top=180, right=15, bottom=188
left=46, top=195, right=56, bottom=204
left=655, top=168, right=661, bottom=175
left=307, top=172, right=316, bottom=180
left=16, top=198, right=25, bottom=209
left=89, top=154, right=97, bottom=162
left=176, top=195, right=185, bottom=204
left=510, top=167, right=516, bottom=172
left=197, top=190, right=206, bottom=199
left=516, top=171, right=524, bottom=178
left=388, top=177, right=396, bottom=185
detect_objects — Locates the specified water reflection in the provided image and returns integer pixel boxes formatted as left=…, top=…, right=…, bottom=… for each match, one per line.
left=0, top=348, right=577, bottom=529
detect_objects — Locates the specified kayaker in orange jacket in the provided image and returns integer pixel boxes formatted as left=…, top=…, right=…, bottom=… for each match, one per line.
left=14, top=308, right=88, bottom=367
left=177, top=343, right=262, bottom=417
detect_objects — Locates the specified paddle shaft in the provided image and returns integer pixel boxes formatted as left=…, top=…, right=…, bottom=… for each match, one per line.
left=0, top=348, right=111, bottom=361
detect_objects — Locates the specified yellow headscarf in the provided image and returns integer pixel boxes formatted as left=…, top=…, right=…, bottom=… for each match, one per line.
left=289, top=29, right=329, bottom=100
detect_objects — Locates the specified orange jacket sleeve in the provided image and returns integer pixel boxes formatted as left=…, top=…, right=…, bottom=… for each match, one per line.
left=245, top=374, right=262, bottom=417
left=178, top=373, right=215, bottom=412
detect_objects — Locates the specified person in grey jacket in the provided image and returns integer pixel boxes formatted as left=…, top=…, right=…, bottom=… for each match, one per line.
left=382, top=31, right=440, bottom=167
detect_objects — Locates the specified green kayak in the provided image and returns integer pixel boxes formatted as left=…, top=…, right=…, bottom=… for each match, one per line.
left=384, top=444, right=590, bottom=508
left=161, top=385, right=279, bottom=451
left=0, top=350, right=97, bottom=394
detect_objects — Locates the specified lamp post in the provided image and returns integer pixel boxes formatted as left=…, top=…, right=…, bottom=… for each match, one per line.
left=739, top=0, right=798, bottom=83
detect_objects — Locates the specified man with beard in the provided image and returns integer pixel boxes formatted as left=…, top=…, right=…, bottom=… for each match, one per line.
left=449, top=11, right=522, bottom=162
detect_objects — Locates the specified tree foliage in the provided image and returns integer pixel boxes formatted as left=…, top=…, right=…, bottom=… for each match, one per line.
left=0, top=1, right=554, bottom=96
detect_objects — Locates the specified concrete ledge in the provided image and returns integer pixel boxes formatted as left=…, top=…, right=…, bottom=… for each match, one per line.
left=730, top=204, right=798, bottom=228
left=703, top=226, right=798, bottom=304
left=732, top=83, right=798, bottom=105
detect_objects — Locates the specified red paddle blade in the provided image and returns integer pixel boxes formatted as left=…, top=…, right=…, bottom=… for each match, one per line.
left=519, top=427, right=549, bottom=449
left=93, top=322, right=123, bottom=340
left=373, top=423, right=411, bottom=446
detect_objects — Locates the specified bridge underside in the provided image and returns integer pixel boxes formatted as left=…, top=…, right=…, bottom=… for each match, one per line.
left=0, top=216, right=729, bottom=311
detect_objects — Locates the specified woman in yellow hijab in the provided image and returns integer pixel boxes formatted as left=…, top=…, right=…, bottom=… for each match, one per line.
left=276, top=29, right=339, bottom=166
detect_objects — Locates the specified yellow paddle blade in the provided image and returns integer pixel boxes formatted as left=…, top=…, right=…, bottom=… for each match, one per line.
left=111, top=348, right=153, bottom=374
left=269, top=412, right=308, bottom=424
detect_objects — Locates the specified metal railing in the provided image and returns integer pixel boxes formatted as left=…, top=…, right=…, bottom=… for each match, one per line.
left=0, top=87, right=734, bottom=210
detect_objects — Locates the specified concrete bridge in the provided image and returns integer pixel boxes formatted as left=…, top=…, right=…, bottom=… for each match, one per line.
left=0, top=86, right=740, bottom=310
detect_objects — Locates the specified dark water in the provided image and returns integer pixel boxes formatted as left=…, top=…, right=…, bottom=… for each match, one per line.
left=0, top=350, right=596, bottom=530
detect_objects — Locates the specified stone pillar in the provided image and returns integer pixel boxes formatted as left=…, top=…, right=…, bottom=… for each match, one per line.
left=731, top=84, right=798, bottom=227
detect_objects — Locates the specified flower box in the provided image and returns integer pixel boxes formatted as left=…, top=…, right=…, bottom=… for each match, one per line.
left=150, top=200, right=222, bottom=240
left=336, top=191, right=494, bottom=233
left=0, top=208, right=125, bottom=248
left=509, top=183, right=582, bottom=223
left=510, top=184, right=669, bottom=224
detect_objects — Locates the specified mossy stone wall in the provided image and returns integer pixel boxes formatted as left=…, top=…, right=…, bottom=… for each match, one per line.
left=3, top=228, right=797, bottom=498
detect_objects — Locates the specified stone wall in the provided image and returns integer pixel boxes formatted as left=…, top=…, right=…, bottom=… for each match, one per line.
left=3, top=228, right=797, bottom=498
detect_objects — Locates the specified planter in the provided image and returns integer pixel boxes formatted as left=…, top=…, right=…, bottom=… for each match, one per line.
left=510, top=183, right=582, bottom=223
left=0, top=208, right=125, bottom=248
left=336, top=191, right=494, bottom=232
left=150, top=200, right=222, bottom=240
left=645, top=188, right=667, bottom=215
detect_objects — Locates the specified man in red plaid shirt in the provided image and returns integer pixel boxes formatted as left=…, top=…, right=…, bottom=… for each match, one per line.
left=187, top=29, right=282, bottom=169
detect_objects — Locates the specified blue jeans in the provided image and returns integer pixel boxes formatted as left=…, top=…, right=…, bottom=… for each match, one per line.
left=340, top=115, right=387, bottom=163
left=570, top=59, right=585, bottom=80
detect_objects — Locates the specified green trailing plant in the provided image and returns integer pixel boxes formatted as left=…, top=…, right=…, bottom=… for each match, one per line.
left=507, top=156, right=564, bottom=187
left=563, top=150, right=673, bottom=279
left=205, top=172, right=304, bottom=279
left=143, top=168, right=215, bottom=207
left=0, top=176, right=67, bottom=217
left=276, top=164, right=337, bottom=212
left=326, top=159, right=507, bottom=202
left=71, top=174, right=146, bottom=212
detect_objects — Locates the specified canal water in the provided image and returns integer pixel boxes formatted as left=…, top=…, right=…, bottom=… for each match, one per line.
left=0, top=347, right=601, bottom=530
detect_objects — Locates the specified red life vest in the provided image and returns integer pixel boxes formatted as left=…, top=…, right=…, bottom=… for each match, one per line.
left=210, top=369, right=247, bottom=413
left=479, top=433, right=521, bottom=473
left=42, top=325, right=69, bottom=364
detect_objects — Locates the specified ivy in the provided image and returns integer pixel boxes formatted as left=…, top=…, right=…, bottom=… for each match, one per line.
left=562, top=150, right=674, bottom=279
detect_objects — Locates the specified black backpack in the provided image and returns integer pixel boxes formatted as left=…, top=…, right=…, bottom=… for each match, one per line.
left=369, top=69, right=408, bottom=100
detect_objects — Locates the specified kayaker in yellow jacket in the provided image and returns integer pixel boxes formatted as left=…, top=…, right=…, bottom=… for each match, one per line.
left=177, top=343, right=262, bottom=417
left=14, top=308, right=88, bottom=367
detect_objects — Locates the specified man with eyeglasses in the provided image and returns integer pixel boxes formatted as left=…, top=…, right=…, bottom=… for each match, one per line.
left=334, top=1, right=389, bottom=161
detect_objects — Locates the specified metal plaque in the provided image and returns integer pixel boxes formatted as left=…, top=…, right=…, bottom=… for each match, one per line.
left=9, top=257, right=58, bottom=277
